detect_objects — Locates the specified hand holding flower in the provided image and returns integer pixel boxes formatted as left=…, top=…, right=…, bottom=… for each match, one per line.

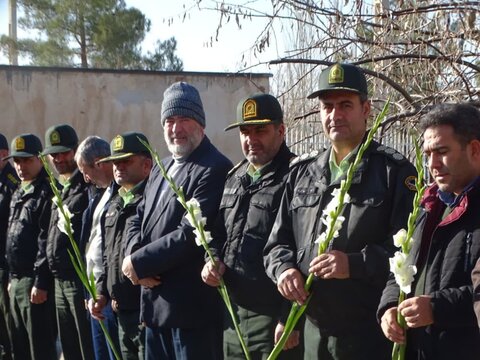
left=381, top=307, right=405, bottom=344
left=201, top=259, right=226, bottom=287
left=309, top=250, right=350, bottom=279
left=398, top=295, right=433, bottom=328
left=277, top=268, right=308, bottom=305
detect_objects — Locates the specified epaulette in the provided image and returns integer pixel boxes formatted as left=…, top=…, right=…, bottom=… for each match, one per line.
left=374, top=145, right=407, bottom=163
left=289, top=149, right=320, bottom=167
left=227, top=159, right=248, bottom=176
left=6, top=172, right=19, bottom=188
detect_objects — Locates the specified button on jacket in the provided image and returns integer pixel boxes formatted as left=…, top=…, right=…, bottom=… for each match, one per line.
left=211, top=142, right=294, bottom=314
left=265, top=140, right=416, bottom=334
left=46, top=169, right=90, bottom=279
left=7, top=168, right=52, bottom=289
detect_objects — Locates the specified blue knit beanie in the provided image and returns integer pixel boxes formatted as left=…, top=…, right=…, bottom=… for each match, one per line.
left=161, top=82, right=206, bottom=128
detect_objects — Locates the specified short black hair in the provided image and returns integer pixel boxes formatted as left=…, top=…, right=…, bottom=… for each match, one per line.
left=419, top=103, right=480, bottom=146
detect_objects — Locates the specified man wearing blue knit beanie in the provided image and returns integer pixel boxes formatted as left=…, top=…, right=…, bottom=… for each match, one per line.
left=122, top=81, right=232, bottom=359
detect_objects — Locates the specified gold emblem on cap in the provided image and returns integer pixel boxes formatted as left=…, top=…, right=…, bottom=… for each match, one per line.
left=113, top=135, right=124, bottom=151
left=243, top=99, right=257, bottom=120
left=50, top=130, right=60, bottom=145
left=15, top=137, right=25, bottom=151
left=329, top=64, right=344, bottom=84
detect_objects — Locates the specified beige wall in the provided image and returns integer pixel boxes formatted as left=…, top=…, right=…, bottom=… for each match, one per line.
left=0, top=66, right=271, bottom=164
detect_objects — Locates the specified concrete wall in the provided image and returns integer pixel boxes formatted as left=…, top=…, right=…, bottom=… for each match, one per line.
left=0, top=66, right=271, bottom=164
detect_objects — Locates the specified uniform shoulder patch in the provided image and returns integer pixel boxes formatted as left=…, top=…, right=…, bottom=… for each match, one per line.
left=290, top=149, right=320, bottom=167
left=7, top=173, right=19, bottom=187
left=375, top=145, right=407, bottom=163
left=227, top=159, right=248, bottom=176
left=404, top=175, right=417, bottom=191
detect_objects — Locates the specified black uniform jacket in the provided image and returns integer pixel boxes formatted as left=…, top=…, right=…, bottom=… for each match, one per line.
left=97, top=180, right=146, bottom=311
left=381, top=183, right=480, bottom=360
left=264, top=140, right=416, bottom=335
left=0, top=162, right=19, bottom=270
left=46, top=168, right=90, bottom=279
left=211, top=142, right=294, bottom=315
left=126, top=137, right=232, bottom=328
left=7, top=168, right=52, bottom=289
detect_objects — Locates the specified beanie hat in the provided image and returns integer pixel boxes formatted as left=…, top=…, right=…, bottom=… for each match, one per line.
left=0, top=134, right=8, bottom=150
left=161, top=82, right=206, bottom=128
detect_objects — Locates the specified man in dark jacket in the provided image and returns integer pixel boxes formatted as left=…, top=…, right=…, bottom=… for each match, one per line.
left=0, top=133, right=18, bottom=360
left=201, top=93, right=301, bottom=359
left=43, top=124, right=93, bottom=360
left=264, top=63, right=416, bottom=360
left=122, top=82, right=232, bottom=360
left=90, top=132, right=152, bottom=360
left=76, top=135, right=119, bottom=360
left=380, top=103, right=480, bottom=360
left=5, top=133, right=57, bottom=360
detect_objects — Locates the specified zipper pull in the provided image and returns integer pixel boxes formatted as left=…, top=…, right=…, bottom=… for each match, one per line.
left=464, top=232, right=473, bottom=272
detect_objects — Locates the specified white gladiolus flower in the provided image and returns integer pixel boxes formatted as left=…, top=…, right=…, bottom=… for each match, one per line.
left=57, top=204, right=74, bottom=235
left=185, top=198, right=206, bottom=227
left=389, top=251, right=417, bottom=294
left=314, top=232, right=327, bottom=246
left=193, top=229, right=213, bottom=247
left=393, top=229, right=408, bottom=248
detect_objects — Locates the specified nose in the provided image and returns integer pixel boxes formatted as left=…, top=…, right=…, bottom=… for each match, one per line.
left=428, top=153, right=440, bottom=170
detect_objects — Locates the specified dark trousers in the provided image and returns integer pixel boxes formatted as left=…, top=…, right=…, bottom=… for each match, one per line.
left=90, top=299, right=119, bottom=360
left=145, top=325, right=222, bottom=360
left=304, top=317, right=391, bottom=360
left=10, top=276, right=57, bottom=360
left=54, top=277, right=94, bottom=360
left=117, top=309, right=145, bottom=360
left=224, top=304, right=302, bottom=360
left=0, top=270, right=12, bottom=360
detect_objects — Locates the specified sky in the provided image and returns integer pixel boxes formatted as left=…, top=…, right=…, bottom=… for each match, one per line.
left=0, top=0, right=283, bottom=73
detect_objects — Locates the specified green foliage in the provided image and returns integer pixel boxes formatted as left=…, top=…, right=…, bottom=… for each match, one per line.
left=4, top=0, right=183, bottom=70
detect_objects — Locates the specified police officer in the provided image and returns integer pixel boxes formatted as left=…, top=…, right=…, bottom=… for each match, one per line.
left=0, top=134, right=18, bottom=360
left=90, top=132, right=152, bottom=360
left=43, top=124, right=93, bottom=360
left=264, top=63, right=417, bottom=359
left=201, top=93, right=301, bottom=359
left=5, top=133, right=57, bottom=360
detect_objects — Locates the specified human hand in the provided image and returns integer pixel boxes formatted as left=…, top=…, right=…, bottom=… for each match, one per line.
left=398, top=295, right=433, bottom=328
left=30, top=286, right=48, bottom=304
left=88, top=295, right=107, bottom=321
left=274, top=322, right=300, bottom=350
left=309, top=250, right=350, bottom=279
left=138, top=276, right=162, bottom=288
left=201, top=260, right=225, bottom=287
left=122, top=255, right=139, bottom=285
left=277, top=268, right=308, bottom=305
left=111, top=299, right=119, bottom=312
left=380, top=307, right=405, bottom=344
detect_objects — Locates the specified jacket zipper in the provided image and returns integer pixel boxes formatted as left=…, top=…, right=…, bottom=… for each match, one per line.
left=464, top=232, right=473, bottom=272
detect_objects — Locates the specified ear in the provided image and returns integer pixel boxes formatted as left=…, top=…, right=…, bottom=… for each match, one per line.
left=469, top=139, right=480, bottom=159
left=278, top=123, right=286, bottom=137
left=362, top=100, right=371, bottom=119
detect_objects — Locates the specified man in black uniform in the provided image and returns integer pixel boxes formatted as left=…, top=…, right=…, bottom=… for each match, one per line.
left=201, top=93, right=301, bottom=359
left=5, top=133, right=57, bottom=359
left=90, top=132, right=152, bottom=360
left=43, top=124, right=93, bottom=360
left=0, top=133, right=18, bottom=360
left=264, top=63, right=416, bottom=360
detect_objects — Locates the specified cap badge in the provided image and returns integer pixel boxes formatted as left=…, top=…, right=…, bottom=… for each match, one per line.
left=329, top=64, right=344, bottom=84
left=50, top=130, right=61, bottom=145
left=15, top=137, right=25, bottom=151
left=113, top=135, right=124, bottom=151
left=243, top=99, right=257, bottom=120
